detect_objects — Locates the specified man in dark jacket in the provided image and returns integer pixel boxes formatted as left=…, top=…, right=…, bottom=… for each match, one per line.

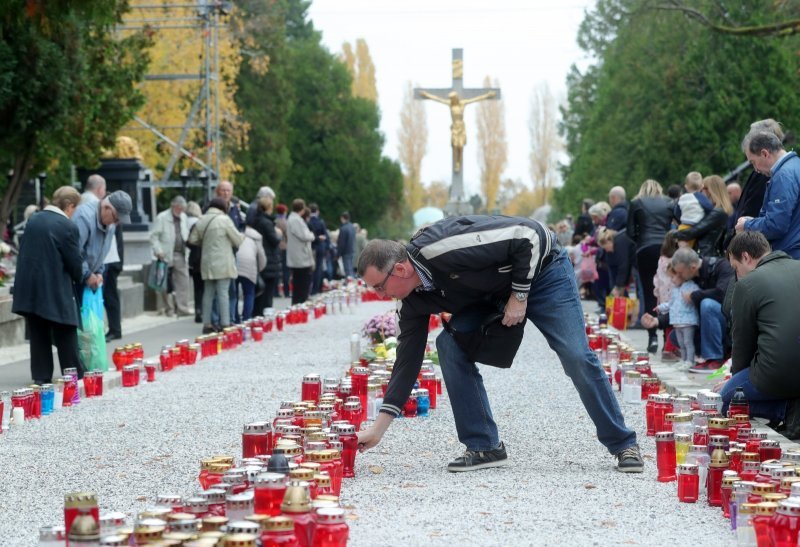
left=12, top=187, right=85, bottom=383
left=641, top=247, right=734, bottom=373
left=718, top=231, right=800, bottom=439
left=355, top=215, right=642, bottom=474
left=337, top=212, right=356, bottom=278
left=606, top=186, right=628, bottom=231
left=308, top=203, right=330, bottom=294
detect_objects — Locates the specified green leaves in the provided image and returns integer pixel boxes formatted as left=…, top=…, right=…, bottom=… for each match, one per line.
left=558, top=0, right=800, bottom=213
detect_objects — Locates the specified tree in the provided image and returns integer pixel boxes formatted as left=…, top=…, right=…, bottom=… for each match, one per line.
left=0, top=1, right=150, bottom=230
left=233, top=0, right=402, bottom=232
left=119, top=0, right=244, bottom=182
left=557, top=0, right=800, bottom=214
left=397, top=81, right=427, bottom=212
left=639, top=1, right=800, bottom=37
left=475, top=76, right=507, bottom=213
left=424, top=181, right=449, bottom=209
left=528, top=82, right=562, bottom=203
left=341, top=38, right=378, bottom=102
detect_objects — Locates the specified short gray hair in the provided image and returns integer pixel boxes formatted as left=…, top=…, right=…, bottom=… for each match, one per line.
left=256, top=186, right=276, bottom=200
left=171, top=195, right=187, bottom=208
left=609, top=186, right=626, bottom=200
left=357, top=240, right=408, bottom=277
left=671, top=247, right=701, bottom=269
left=742, top=130, right=783, bottom=155
left=85, top=174, right=106, bottom=192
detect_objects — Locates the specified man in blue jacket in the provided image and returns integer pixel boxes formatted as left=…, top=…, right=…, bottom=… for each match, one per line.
left=736, top=130, right=800, bottom=258
left=355, top=215, right=642, bottom=474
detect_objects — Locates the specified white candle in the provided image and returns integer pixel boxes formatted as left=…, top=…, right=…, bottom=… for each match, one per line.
left=11, top=407, right=24, bottom=425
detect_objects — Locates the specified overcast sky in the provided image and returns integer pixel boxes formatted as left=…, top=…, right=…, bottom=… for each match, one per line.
left=307, top=0, right=596, bottom=199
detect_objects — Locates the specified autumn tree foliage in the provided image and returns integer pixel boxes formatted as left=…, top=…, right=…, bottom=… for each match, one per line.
left=528, top=82, right=562, bottom=201
left=397, top=81, right=428, bottom=213
left=476, top=76, right=507, bottom=213
left=342, top=38, right=378, bottom=102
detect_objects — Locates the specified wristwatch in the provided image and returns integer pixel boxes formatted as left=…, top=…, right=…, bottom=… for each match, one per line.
left=513, top=291, right=528, bottom=302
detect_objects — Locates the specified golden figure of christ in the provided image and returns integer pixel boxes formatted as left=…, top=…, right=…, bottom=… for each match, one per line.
left=418, top=89, right=496, bottom=173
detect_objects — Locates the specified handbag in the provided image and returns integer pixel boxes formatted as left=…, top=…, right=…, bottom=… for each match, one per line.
left=188, top=214, right=224, bottom=272
left=147, top=259, right=169, bottom=292
left=442, top=302, right=526, bottom=368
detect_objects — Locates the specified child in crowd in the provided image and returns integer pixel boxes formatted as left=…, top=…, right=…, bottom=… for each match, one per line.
left=653, top=232, right=680, bottom=361
left=657, top=264, right=700, bottom=368
left=674, top=171, right=713, bottom=248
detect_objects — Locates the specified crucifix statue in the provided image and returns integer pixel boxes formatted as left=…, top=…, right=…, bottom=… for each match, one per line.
left=415, top=48, right=501, bottom=215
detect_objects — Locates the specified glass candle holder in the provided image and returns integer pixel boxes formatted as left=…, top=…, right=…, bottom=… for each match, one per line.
left=302, top=374, right=322, bottom=404
left=402, top=393, right=418, bottom=418
left=40, top=384, right=54, bottom=416
left=144, top=362, right=156, bottom=383
left=416, top=388, right=430, bottom=417
left=674, top=433, right=691, bottom=465
left=721, top=475, right=742, bottom=519
left=770, top=499, right=800, bottom=546
left=337, top=425, right=358, bottom=480
left=262, top=516, right=298, bottom=545
left=759, top=440, right=782, bottom=462
left=655, top=432, right=677, bottom=483
left=281, top=480, right=315, bottom=547
left=226, top=492, right=254, bottom=522
left=736, top=503, right=758, bottom=546
left=311, top=507, right=349, bottom=546
left=677, top=463, right=699, bottom=503
left=64, top=492, right=99, bottom=541
left=122, top=365, right=138, bottom=388
left=708, top=448, right=730, bottom=507
left=420, top=372, right=438, bottom=410
left=752, top=501, right=778, bottom=546
left=243, top=422, right=273, bottom=459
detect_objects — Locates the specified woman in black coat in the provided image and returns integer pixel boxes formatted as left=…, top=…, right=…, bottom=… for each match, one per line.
left=12, top=187, right=85, bottom=383
left=249, top=196, right=283, bottom=314
left=627, top=180, right=673, bottom=352
left=674, top=175, right=733, bottom=257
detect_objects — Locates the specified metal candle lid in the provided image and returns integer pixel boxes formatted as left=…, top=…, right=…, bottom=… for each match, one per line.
left=243, top=421, right=271, bottom=434
left=755, top=502, right=779, bottom=516
left=99, top=535, right=127, bottom=546
left=255, top=472, right=287, bottom=489
left=315, top=507, right=346, bottom=524
left=677, top=463, right=699, bottom=475
left=655, top=431, right=674, bottom=441
left=39, top=526, right=66, bottom=541
left=264, top=516, right=295, bottom=531
left=275, top=408, right=295, bottom=420
left=280, top=480, right=312, bottom=513
left=64, top=492, right=97, bottom=509
left=709, top=448, right=730, bottom=468
left=303, top=373, right=321, bottom=383
left=226, top=493, right=254, bottom=510
left=183, top=497, right=208, bottom=513
left=202, top=515, right=229, bottom=531
left=201, top=489, right=226, bottom=504
left=289, top=468, right=315, bottom=482
left=155, top=494, right=183, bottom=507
left=777, top=500, right=800, bottom=516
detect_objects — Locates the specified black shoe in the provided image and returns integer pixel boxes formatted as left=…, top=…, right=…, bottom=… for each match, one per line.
left=194, top=314, right=202, bottom=324
left=615, top=444, right=644, bottom=473
left=105, top=332, right=122, bottom=342
left=784, top=399, right=800, bottom=440
left=447, top=442, right=508, bottom=472
left=647, top=335, right=658, bottom=354
left=202, top=325, right=216, bottom=334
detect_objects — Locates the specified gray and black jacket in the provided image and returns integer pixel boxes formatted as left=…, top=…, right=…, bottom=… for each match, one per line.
left=380, top=215, right=560, bottom=417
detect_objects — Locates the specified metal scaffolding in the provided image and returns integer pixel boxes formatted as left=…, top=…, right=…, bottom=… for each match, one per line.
left=121, top=0, right=232, bottom=199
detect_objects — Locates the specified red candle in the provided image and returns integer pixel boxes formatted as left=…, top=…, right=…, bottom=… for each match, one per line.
left=276, top=313, right=285, bottom=331
left=645, top=394, right=657, bottom=437
left=677, top=463, right=699, bottom=503
left=144, top=363, right=156, bottom=382
left=770, top=500, right=800, bottom=546
left=341, top=401, right=362, bottom=432
left=281, top=480, right=315, bottom=547
left=421, top=372, right=438, bottom=410
left=753, top=502, right=778, bottom=547
left=311, top=507, right=349, bottom=547
left=302, top=374, right=322, bottom=404
left=707, top=448, right=730, bottom=507
left=112, top=347, right=126, bottom=371
left=721, top=475, right=741, bottom=518
left=252, top=326, right=264, bottom=341
left=243, top=422, right=273, bottom=458
left=64, top=492, right=99, bottom=542
left=261, top=516, right=299, bottom=546
left=759, top=440, right=782, bottom=462
left=402, top=394, right=418, bottom=418
left=200, top=488, right=227, bottom=516
left=655, top=432, right=677, bottom=482
left=333, top=426, right=357, bottom=482
left=122, top=365, right=138, bottom=387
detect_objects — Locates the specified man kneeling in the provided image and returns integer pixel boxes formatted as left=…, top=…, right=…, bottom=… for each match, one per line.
left=719, top=231, right=800, bottom=439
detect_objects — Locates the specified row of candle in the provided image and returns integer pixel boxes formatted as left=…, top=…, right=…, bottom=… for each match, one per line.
left=591, top=312, right=800, bottom=546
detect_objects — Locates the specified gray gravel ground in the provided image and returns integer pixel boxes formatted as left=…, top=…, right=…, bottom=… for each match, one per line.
left=0, top=302, right=733, bottom=546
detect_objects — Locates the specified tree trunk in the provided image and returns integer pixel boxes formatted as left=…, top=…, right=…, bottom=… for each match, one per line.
left=0, top=144, right=36, bottom=236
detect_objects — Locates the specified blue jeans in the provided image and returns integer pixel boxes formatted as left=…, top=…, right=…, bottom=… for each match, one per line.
left=699, top=298, right=725, bottom=360
left=211, top=279, right=237, bottom=326
left=437, top=250, right=637, bottom=454
left=312, top=251, right=326, bottom=295
left=237, top=276, right=256, bottom=321
left=720, top=368, right=787, bottom=423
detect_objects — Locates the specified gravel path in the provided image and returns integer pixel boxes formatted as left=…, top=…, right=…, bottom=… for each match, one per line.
left=0, top=301, right=732, bottom=545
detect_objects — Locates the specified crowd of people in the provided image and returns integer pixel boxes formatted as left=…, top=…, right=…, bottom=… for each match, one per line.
left=553, top=118, right=800, bottom=439
left=151, top=180, right=367, bottom=334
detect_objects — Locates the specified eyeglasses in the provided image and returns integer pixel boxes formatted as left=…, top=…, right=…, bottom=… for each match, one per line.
left=372, top=263, right=397, bottom=293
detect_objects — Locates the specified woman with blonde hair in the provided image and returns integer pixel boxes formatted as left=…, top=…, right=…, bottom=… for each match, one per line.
left=673, top=175, right=732, bottom=257
left=627, top=179, right=673, bottom=352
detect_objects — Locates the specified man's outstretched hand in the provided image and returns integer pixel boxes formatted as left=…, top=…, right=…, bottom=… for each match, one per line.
left=357, top=413, right=393, bottom=453
left=502, top=295, right=527, bottom=326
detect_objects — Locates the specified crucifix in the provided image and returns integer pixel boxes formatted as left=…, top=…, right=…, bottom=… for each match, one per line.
left=415, top=48, right=501, bottom=215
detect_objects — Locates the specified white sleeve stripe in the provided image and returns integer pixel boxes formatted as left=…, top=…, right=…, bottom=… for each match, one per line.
left=419, top=226, right=542, bottom=279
